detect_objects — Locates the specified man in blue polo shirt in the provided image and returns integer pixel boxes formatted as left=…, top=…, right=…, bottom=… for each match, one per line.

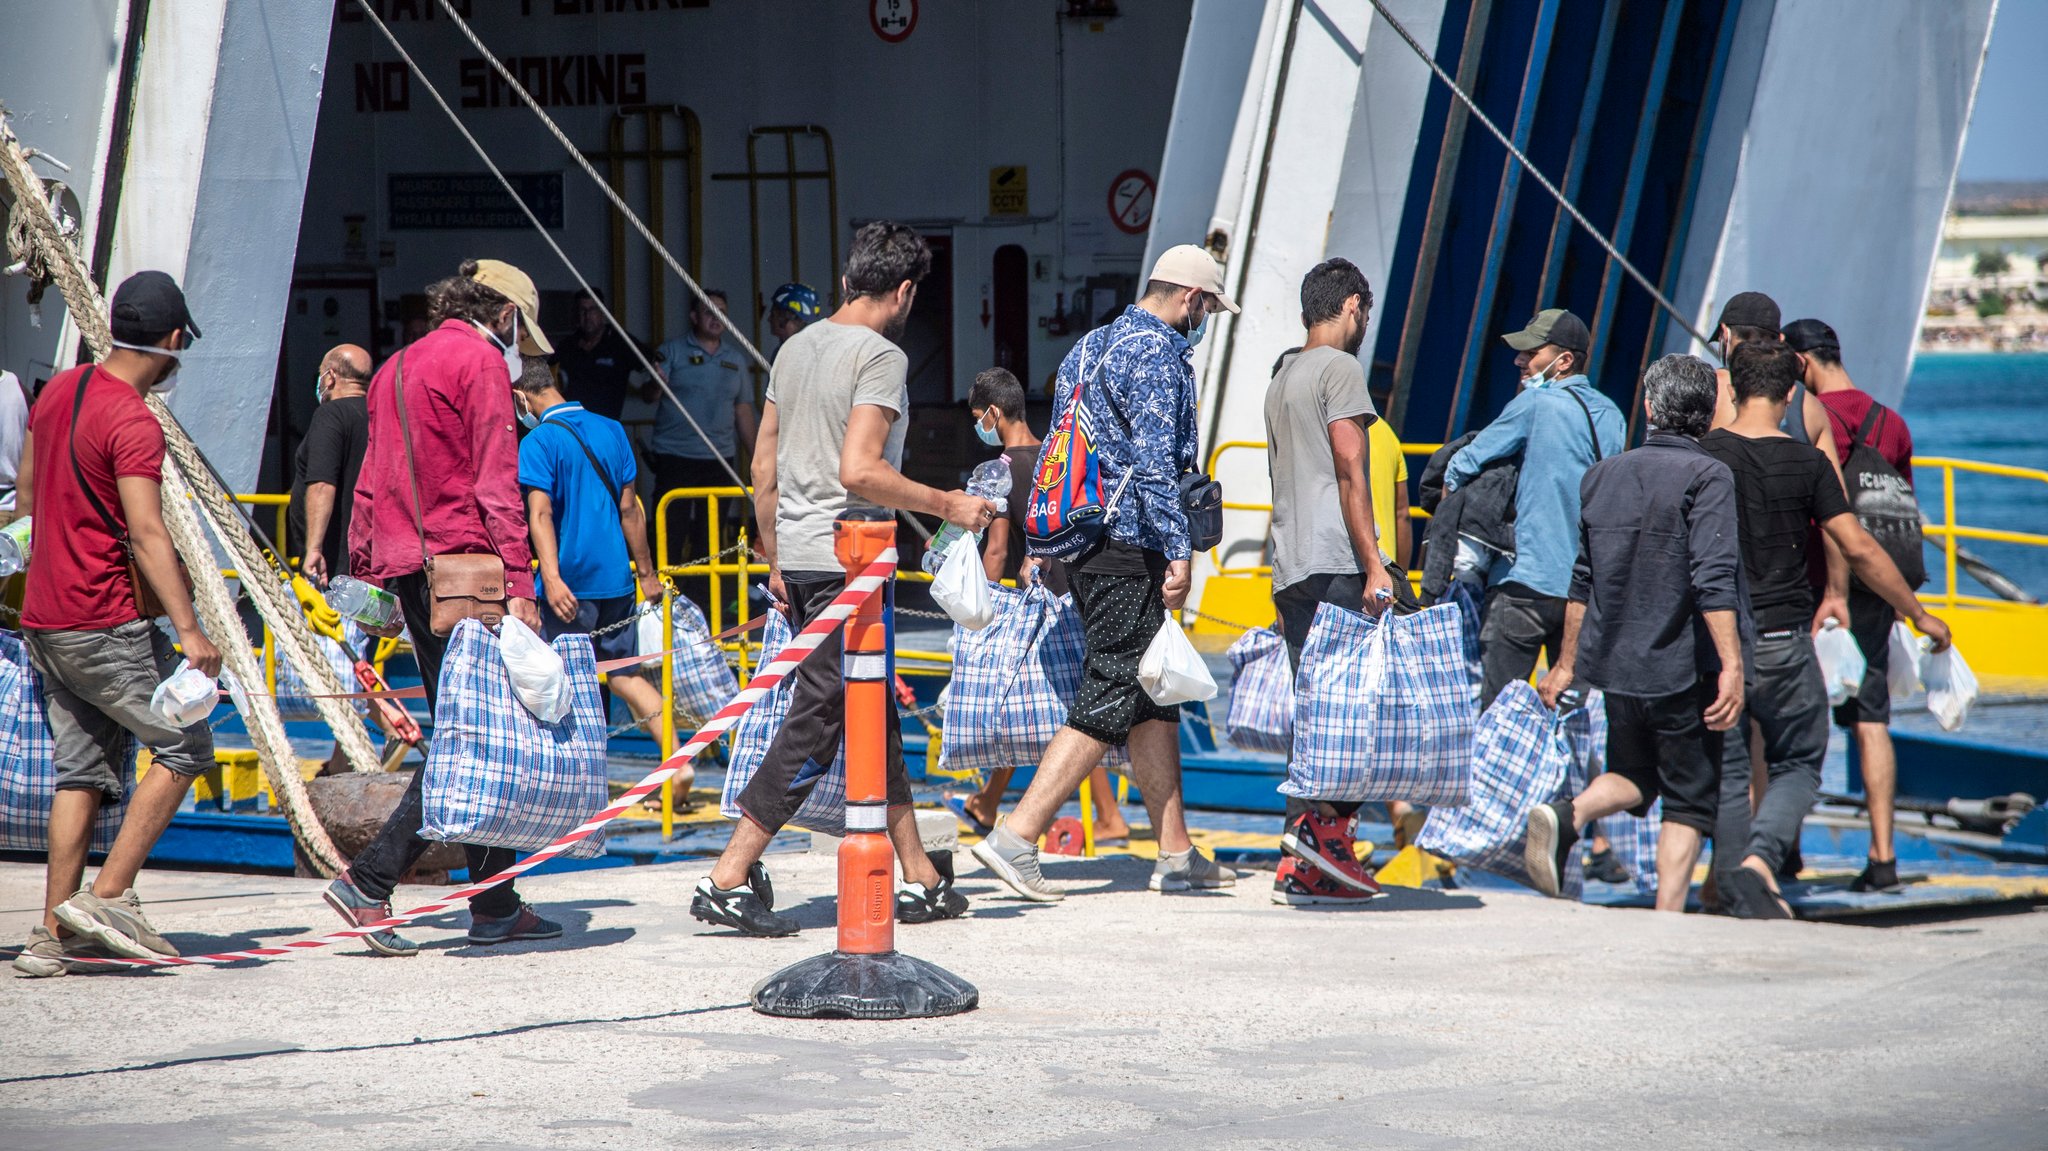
left=651, top=289, right=756, bottom=611
left=514, top=361, right=668, bottom=744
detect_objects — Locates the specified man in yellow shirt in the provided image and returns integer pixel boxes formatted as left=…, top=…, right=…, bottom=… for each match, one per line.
left=1366, top=416, right=1411, bottom=567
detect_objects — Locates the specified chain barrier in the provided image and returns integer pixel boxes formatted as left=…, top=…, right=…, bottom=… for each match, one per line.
left=1183, top=608, right=1258, bottom=634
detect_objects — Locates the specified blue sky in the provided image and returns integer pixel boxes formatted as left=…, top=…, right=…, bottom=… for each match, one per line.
left=1958, top=1, right=2048, bottom=182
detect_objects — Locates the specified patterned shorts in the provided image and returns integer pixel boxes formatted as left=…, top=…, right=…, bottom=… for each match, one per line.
left=1065, top=553, right=1180, bottom=746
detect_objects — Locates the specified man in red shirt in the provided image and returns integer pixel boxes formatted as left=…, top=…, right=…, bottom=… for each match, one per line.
left=1785, top=317, right=1921, bottom=893
left=323, top=259, right=555, bottom=955
left=11, top=271, right=225, bottom=976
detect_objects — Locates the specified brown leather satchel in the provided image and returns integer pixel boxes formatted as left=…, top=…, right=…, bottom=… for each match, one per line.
left=394, top=351, right=508, bottom=636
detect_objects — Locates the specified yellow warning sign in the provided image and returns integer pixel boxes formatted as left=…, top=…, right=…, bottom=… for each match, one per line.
left=989, top=166, right=1028, bottom=217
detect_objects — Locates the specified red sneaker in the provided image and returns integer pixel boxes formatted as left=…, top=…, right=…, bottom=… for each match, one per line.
left=1270, top=856, right=1373, bottom=905
left=1281, top=812, right=1382, bottom=896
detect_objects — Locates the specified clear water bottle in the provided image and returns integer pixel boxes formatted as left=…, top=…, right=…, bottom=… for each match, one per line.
left=0, top=516, right=29, bottom=577
left=326, top=575, right=401, bottom=631
left=921, top=457, right=1014, bottom=574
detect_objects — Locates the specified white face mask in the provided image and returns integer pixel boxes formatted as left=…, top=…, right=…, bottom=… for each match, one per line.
left=475, top=312, right=522, bottom=381
left=111, top=339, right=182, bottom=394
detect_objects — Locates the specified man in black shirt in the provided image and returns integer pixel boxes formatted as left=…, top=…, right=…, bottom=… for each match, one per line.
left=1698, top=341, right=1951, bottom=917
left=550, top=288, right=655, bottom=421
left=292, top=344, right=372, bottom=587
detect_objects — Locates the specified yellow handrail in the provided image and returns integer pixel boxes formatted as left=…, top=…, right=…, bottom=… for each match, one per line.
left=1911, top=456, right=2048, bottom=609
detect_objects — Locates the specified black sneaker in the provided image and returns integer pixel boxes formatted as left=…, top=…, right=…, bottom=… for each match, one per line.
left=1584, top=847, right=1630, bottom=885
left=1523, top=800, right=1580, bottom=898
left=1849, top=858, right=1904, bottom=894
left=898, top=852, right=969, bottom=924
left=691, top=876, right=799, bottom=937
left=747, top=861, right=776, bottom=911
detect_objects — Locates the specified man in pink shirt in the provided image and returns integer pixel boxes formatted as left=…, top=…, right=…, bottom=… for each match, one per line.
left=324, top=259, right=555, bottom=955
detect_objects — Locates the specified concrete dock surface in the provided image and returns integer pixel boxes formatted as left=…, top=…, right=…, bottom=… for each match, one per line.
left=3, top=853, right=2044, bottom=1150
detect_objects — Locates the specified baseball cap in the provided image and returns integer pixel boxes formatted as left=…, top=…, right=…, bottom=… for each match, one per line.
left=467, top=259, right=553, bottom=356
left=1148, top=244, right=1240, bottom=314
left=1714, top=290, right=1780, bottom=335
left=109, top=271, right=202, bottom=343
left=1782, top=318, right=1840, bottom=355
left=1500, top=308, right=1589, bottom=354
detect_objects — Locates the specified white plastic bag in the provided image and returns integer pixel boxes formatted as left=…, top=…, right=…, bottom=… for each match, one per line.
left=499, top=616, right=572, bottom=723
left=931, top=535, right=995, bottom=631
left=149, top=660, right=217, bottom=727
left=636, top=605, right=665, bottom=670
left=1137, top=612, right=1217, bottom=705
left=1887, top=622, right=1925, bottom=699
left=1922, top=644, right=1978, bottom=732
left=1813, top=618, right=1867, bottom=707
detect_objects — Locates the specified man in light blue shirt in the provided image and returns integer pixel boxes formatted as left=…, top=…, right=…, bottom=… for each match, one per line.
left=650, top=289, right=757, bottom=608
left=1443, top=308, right=1625, bottom=708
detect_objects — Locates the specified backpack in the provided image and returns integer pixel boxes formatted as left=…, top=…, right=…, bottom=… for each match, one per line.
left=1023, top=330, right=1144, bottom=560
left=1842, top=402, right=1925, bottom=589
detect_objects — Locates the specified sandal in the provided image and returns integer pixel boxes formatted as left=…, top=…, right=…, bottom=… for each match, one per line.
left=943, top=794, right=995, bottom=836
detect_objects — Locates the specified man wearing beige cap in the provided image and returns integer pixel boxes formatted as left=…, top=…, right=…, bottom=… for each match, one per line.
left=973, top=244, right=1241, bottom=901
left=327, top=258, right=559, bottom=955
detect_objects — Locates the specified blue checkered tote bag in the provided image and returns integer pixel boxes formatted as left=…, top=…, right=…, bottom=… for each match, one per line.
left=1417, top=680, right=1588, bottom=895
left=1224, top=627, right=1292, bottom=754
left=0, top=631, right=125, bottom=852
left=721, top=610, right=846, bottom=835
left=1286, top=602, right=1476, bottom=805
left=419, top=620, right=610, bottom=858
left=1566, top=692, right=1661, bottom=896
left=668, top=597, right=738, bottom=725
left=937, top=584, right=1042, bottom=775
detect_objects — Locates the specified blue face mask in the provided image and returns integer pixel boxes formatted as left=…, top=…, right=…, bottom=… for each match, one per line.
left=1184, top=312, right=1210, bottom=348
left=974, top=412, right=1002, bottom=447
left=518, top=404, right=540, bottom=430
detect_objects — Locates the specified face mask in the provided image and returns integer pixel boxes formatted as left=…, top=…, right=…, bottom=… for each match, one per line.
left=111, top=339, right=183, bottom=393
left=974, top=412, right=1002, bottom=447
left=517, top=403, right=540, bottom=430
left=1179, top=309, right=1210, bottom=348
left=1524, top=357, right=1563, bottom=389
left=476, top=312, right=522, bottom=380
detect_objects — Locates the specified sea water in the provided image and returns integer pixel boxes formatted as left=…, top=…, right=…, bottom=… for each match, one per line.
left=1900, top=353, right=2048, bottom=601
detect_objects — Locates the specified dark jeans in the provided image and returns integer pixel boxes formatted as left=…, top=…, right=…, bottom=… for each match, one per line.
left=652, top=453, right=740, bottom=617
left=1479, top=583, right=1567, bottom=710
left=1712, top=630, right=1830, bottom=876
left=1273, top=572, right=1368, bottom=821
left=735, top=572, right=914, bottom=831
left=348, top=572, right=520, bottom=919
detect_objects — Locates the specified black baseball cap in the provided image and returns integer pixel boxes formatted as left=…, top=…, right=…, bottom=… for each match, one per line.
left=1501, top=308, right=1590, bottom=354
left=109, top=270, right=202, bottom=343
left=1714, top=290, right=1779, bottom=335
left=1782, top=318, right=1840, bottom=355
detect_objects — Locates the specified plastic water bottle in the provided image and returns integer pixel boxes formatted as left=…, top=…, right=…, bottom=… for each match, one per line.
left=0, top=516, right=30, bottom=577
left=326, top=575, right=401, bottom=631
left=921, top=457, right=1014, bottom=574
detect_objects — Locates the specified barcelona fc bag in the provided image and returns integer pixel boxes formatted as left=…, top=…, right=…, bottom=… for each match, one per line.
left=1842, top=403, right=1925, bottom=589
left=1023, top=330, right=1145, bottom=561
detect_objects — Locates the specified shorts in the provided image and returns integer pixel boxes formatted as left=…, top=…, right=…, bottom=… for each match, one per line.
left=1832, top=584, right=1893, bottom=727
left=24, top=618, right=214, bottom=804
left=1602, top=680, right=1724, bottom=834
left=1065, top=541, right=1180, bottom=746
left=542, top=593, right=646, bottom=679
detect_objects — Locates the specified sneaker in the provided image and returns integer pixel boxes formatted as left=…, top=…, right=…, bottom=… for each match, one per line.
left=1271, top=857, right=1371, bottom=906
left=1584, top=847, right=1631, bottom=885
left=53, top=888, right=177, bottom=960
left=1281, top=812, right=1382, bottom=896
left=1523, top=800, right=1579, bottom=898
left=1151, top=847, right=1236, bottom=892
left=322, top=872, right=420, bottom=957
left=467, top=903, right=564, bottom=945
left=746, top=860, right=776, bottom=911
left=691, top=876, right=799, bottom=936
left=12, top=925, right=111, bottom=978
left=1849, top=858, right=1905, bottom=894
left=969, top=822, right=1064, bottom=902
left=898, top=853, right=969, bottom=923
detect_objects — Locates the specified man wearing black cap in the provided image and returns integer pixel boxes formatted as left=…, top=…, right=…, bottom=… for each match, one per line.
left=1711, top=291, right=1844, bottom=475
left=10, top=270, right=226, bottom=975
left=1443, top=308, right=1625, bottom=709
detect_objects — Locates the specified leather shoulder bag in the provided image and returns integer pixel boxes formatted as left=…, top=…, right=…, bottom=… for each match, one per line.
left=393, top=351, right=509, bottom=635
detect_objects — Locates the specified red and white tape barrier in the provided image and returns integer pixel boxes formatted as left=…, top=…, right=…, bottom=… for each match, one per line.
left=68, top=551, right=897, bottom=968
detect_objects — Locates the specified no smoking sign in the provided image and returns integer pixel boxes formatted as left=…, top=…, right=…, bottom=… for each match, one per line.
left=1107, top=169, right=1154, bottom=235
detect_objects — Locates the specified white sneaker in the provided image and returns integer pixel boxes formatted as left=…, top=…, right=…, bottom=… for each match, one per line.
left=1152, top=847, right=1236, bottom=891
left=969, top=824, right=1064, bottom=902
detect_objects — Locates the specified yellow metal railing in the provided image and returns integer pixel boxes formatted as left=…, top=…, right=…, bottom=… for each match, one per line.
left=1204, top=439, right=1442, bottom=579
left=1912, top=456, right=2048, bottom=610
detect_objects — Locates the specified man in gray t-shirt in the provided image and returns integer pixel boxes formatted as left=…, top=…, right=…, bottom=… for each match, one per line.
left=689, top=222, right=994, bottom=939
left=1261, top=258, right=1396, bottom=907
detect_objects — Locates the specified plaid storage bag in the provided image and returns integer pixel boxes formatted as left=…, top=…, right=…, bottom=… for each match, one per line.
left=1223, top=627, right=1292, bottom=754
left=668, top=596, right=738, bottom=725
left=1417, top=680, right=1596, bottom=895
left=1285, top=601, right=1476, bottom=805
left=272, top=621, right=372, bottom=721
left=0, top=630, right=125, bottom=852
left=419, top=619, right=610, bottom=858
left=1565, top=694, right=1661, bottom=898
left=721, top=610, right=846, bottom=834
left=938, top=584, right=1130, bottom=775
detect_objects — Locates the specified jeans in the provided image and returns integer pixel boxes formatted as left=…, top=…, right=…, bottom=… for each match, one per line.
left=1478, top=582, right=1566, bottom=710
left=1713, top=630, right=1830, bottom=876
left=347, top=572, right=520, bottom=918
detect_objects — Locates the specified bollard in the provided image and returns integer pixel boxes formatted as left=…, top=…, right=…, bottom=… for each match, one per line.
left=751, top=510, right=979, bottom=1019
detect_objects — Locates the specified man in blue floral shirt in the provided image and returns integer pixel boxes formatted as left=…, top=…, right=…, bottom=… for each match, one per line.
left=972, top=244, right=1240, bottom=900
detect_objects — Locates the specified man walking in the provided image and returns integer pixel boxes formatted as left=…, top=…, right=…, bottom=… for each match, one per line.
left=1700, top=340, right=1951, bottom=917
left=651, top=289, right=757, bottom=610
left=690, top=222, right=984, bottom=937
left=1442, top=309, right=1624, bottom=709
left=1262, top=258, right=1394, bottom=906
left=1528, top=354, right=1745, bottom=913
left=1709, top=292, right=1842, bottom=467
left=12, top=271, right=225, bottom=975
left=292, top=344, right=372, bottom=587
left=971, top=244, right=1239, bottom=901
left=324, top=259, right=557, bottom=955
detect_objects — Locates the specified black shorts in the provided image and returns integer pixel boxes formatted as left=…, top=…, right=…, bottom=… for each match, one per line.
left=541, top=593, right=646, bottom=678
left=1603, top=681, right=1724, bottom=834
left=1065, top=541, right=1179, bottom=745
left=1833, top=584, right=1893, bottom=727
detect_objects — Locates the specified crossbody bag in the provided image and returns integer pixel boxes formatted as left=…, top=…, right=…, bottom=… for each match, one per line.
left=67, top=367, right=190, bottom=620
left=394, top=350, right=509, bottom=635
